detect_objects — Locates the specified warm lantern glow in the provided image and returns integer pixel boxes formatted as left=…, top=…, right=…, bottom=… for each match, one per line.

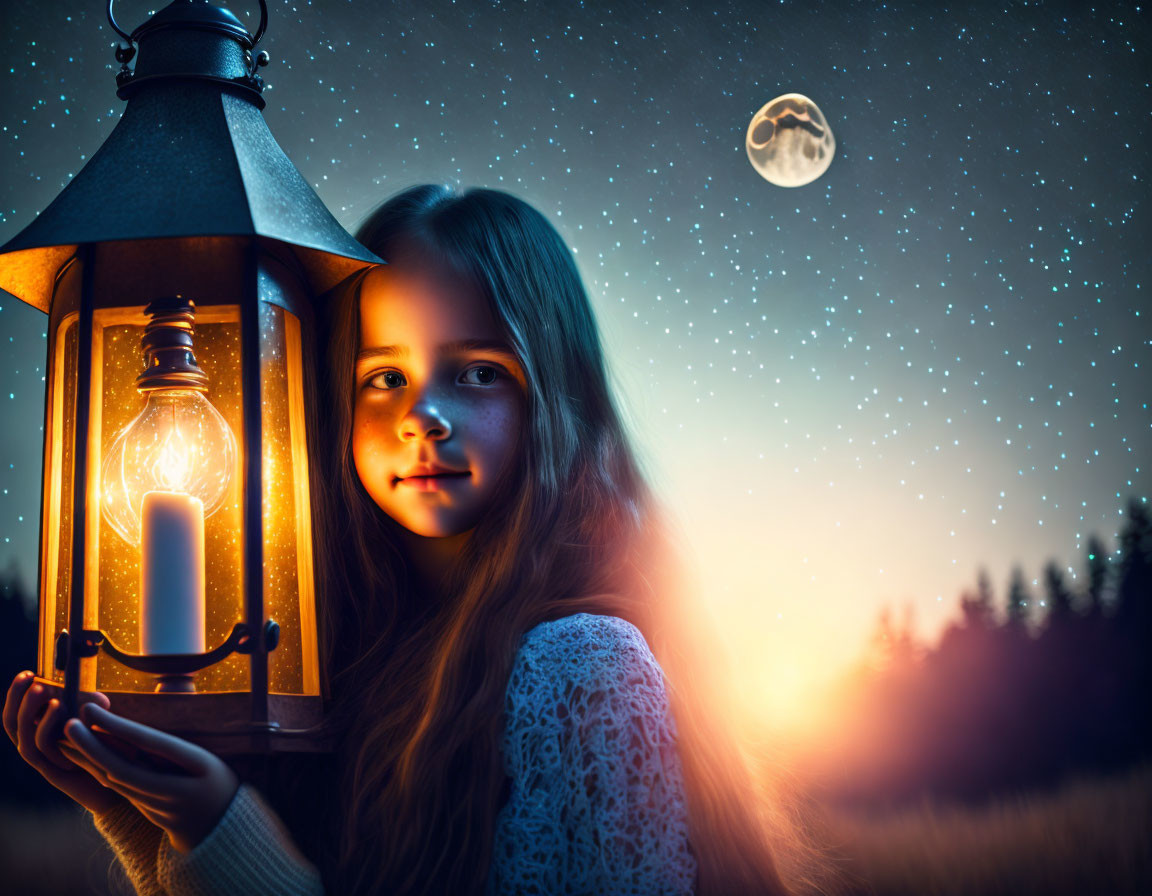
left=100, top=388, right=237, bottom=546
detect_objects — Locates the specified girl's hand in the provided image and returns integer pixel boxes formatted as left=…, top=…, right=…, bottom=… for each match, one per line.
left=3, top=670, right=126, bottom=816
left=58, top=702, right=239, bottom=854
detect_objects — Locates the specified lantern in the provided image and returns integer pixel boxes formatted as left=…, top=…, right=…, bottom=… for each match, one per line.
left=0, top=0, right=380, bottom=752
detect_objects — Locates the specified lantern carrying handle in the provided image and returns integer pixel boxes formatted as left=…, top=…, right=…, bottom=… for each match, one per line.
left=107, top=0, right=269, bottom=46
left=106, top=0, right=132, bottom=43
left=252, top=0, right=269, bottom=47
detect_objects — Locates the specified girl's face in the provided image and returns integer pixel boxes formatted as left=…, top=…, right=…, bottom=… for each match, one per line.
left=353, top=260, right=527, bottom=538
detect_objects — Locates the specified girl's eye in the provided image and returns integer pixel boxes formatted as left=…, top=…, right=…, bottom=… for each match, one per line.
left=460, top=365, right=500, bottom=386
left=368, top=370, right=406, bottom=390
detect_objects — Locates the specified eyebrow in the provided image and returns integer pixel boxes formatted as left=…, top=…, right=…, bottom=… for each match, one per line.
left=356, top=339, right=520, bottom=364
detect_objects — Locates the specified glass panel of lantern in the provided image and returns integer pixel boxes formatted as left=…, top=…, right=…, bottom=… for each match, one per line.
left=37, top=239, right=320, bottom=707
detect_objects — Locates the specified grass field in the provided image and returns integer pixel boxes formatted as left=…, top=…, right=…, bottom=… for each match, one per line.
left=817, top=764, right=1152, bottom=896
left=1, top=765, right=1150, bottom=894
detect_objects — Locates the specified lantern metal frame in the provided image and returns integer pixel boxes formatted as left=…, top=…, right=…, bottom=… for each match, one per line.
left=54, top=241, right=284, bottom=745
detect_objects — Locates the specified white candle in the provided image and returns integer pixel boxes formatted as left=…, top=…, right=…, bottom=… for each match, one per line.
left=140, top=490, right=206, bottom=655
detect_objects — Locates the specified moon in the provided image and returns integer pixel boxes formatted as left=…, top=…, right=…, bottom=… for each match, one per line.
left=746, top=93, right=836, bottom=188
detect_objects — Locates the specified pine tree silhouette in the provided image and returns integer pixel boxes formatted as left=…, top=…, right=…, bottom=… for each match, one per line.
left=960, top=567, right=996, bottom=632
left=1084, top=534, right=1109, bottom=621
left=1042, top=561, right=1075, bottom=630
left=1113, top=500, right=1152, bottom=754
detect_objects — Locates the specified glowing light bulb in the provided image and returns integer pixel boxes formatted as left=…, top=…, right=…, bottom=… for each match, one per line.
left=100, top=388, right=237, bottom=545
left=155, top=425, right=192, bottom=490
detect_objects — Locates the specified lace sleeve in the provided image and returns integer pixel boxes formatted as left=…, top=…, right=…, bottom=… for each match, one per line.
left=487, top=613, right=697, bottom=895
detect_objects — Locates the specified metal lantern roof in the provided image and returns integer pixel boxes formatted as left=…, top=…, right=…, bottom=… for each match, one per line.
left=0, top=0, right=380, bottom=313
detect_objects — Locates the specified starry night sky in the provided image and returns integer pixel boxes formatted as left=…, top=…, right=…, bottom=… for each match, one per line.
left=1, top=0, right=1148, bottom=727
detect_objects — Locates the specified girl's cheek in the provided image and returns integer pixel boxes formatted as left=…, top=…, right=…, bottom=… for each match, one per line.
left=354, top=398, right=397, bottom=435
left=464, top=391, right=515, bottom=426
left=352, top=408, right=401, bottom=480
left=473, top=398, right=525, bottom=454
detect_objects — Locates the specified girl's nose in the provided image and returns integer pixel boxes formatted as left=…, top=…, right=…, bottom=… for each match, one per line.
left=399, top=401, right=452, bottom=442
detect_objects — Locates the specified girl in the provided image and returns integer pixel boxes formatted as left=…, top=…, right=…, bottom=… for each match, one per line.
left=4, top=186, right=814, bottom=895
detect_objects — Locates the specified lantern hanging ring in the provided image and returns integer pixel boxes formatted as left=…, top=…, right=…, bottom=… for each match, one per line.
left=108, top=0, right=269, bottom=47
left=253, top=0, right=270, bottom=47
left=106, top=0, right=133, bottom=43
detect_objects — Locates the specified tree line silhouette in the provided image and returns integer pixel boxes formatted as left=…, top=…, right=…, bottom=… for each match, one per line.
left=824, top=498, right=1152, bottom=806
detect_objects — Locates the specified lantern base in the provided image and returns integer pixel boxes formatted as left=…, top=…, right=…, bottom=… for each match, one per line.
left=154, top=673, right=196, bottom=693
left=94, top=691, right=330, bottom=754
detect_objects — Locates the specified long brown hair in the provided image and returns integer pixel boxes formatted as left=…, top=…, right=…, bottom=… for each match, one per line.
left=306, top=185, right=821, bottom=894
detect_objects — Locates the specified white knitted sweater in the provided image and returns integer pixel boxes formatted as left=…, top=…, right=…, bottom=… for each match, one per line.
left=93, top=613, right=698, bottom=894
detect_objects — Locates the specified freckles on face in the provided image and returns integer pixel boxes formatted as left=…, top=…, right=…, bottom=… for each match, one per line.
left=351, top=262, right=526, bottom=538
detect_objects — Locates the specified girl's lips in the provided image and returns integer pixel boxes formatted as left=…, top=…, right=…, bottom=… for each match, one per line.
left=396, top=472, right=471, bottom=491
